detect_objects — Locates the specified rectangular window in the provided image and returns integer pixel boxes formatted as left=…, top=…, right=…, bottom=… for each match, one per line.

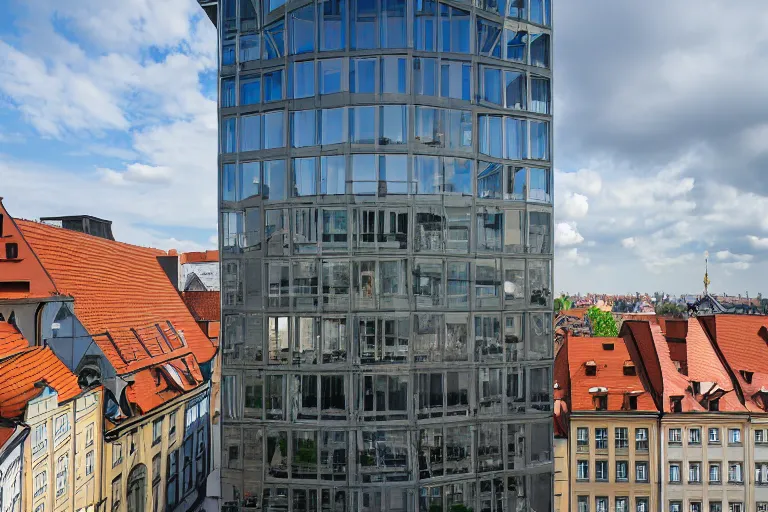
left=86, top=450, right=94, bottom=476
left=482, top=65, right=501, bottom=104
left=616, top=461, right=628, bottom=481
left=320, top=155, right=346, bottom=195
left=413, top=57, right=437, bottom=96
left=669, top=463, right=680, bottom=482
left=669, top=428, right=681, bottom=443
left=441, top=61, right=471, bottom=101
left=221, top=117, right=236, bottom=153
left=291, top=61, right=315, bottom=99
left=506, top=117, right=526, bottom=160
left=636, top=462, right=648, bottom=482
left=239, top=114, right=262, bottom=152
left=413, top=260, right=443, bottom=307
left=670, top=502, right=682, bottom=512
left=505, top=29, right=527, bottom=62
left=615, top=427, right=629, bottom=449
left=595, top=428, right=608, bottom=449
left=320, top=58, right=343, bottom=94
left=263, top=20, right=284, bottom=59
left=320, top=107, right=346, bottom=145
left=222, top=78, right=235, bottom=107
left=322, top=261, right=350, bottom=310
left=477, top=161, right=502, bottom=199
left=113, top=442, right=123, bottom=467
left=350, top=57, right=377, bottom=93
left=576, top=427, right=589, bottom=448
left=414, top=0, right=436, bottom=51
left=351, top=0, right=379, bottom=49
left=478, top=114, right=502, bottom=157
left=292, top=157, right=317, bottom=197
left=689, top=428, right=701, bottom=445
left=414, top=156, right=441, bottom=195
left=531, top=76, right=550, bottom=114
left=729, top=428, right=742, bottom=444
left=293, top=211, right=318, bottom=255
left=710, top=462, right=721, bottom=482
left=240, top=75, right=261, bottom=105
left=112, top=476, right=122, bottom=511
left=381, top=0, right=406, bottom=48
left=444, top=157, right=472, bottom=195
left=689, top=462, right=701, bottom=483
left=320, top=0, right=346, bottom=51
left=240, top=34, right=260, bottom=62
left=728, top=462, right=743, bottom=482
left=153, top=418, right=163, bottom=445
left=505, top=70, right=526, bottom=110
left=529, top=120, right=549, bottom=160
left=381, top=56, right=407, bottom=94
left=596, top=497, right=608, bottom=512
left=476, top=17, right=501, bottom=57
left=380, top=105, right=407, bottom=145
left=616, top=498, right=628, bottom=512
left=263, top=69, right=284, bottom=102
left=476, top=207, right=502, bottom=252
left=290, top=5, right=315, bottom=54
left=730, top=504, right=743, bottom=512
left=635, top=428, right=649, bottom=450
left=350, top=106, right=376, bottom=144
left=530, top=32, right=550, bottom=68
left=267, top=262, right=290, bottom=307
left=263, top=111, right=285, bottom=149
left=578, top=496, right=589, bottom=512
left=439, top=4, right=470, bottom=54
left=291, top=110, right=317, bottom=148
left=595, top=460, right=608, bottom=481
left=637, top=498, right=649, bottom=512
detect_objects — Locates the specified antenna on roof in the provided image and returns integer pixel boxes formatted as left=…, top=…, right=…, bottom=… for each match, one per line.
left=703, top=251, right=710, bottom=295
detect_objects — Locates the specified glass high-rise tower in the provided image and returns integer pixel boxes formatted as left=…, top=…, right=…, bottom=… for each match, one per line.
left=203, top=0, right=554, bottom=510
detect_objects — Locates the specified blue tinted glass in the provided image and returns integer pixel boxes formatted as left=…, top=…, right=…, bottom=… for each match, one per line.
left=351, top=0, right=378, bottom=49
left=445, top=109, right=473, bottom=152
left=511, top=167, right=526, bottom=200
left=321, top=155, right=346, bottom=195
left=530, top=33, right=550, bottom=68
left=292, top=61, right=315, bottom=98
left=350, top=107, right=376, bottom=144
left=264, top=160, right=287, bottom=200
left=477, top=162, right=502, bottom=199
left=320, top=0, right=346, bottom=51
left=351, top=58, right=376, bottom=93
left=380, top=105, right=406, bottom=145
left=530, top=121, right=549, bottom=160
left=293, top=157, right=317, bottom=196
left=290, top=5, right=315, bottom=54
left=221, top=118, right=236, bottom=153
left=477, top=18, right=502, bottom=58
left=240, top=114, right=262, bottom=152
left=529, top=0, right=548, bottom=25
left=413, top=58, right=436, bottom=96
left=291, top=110, right=317, bottom=148
left=267, top=0, right=286, bottom=14
left=507, top=0, right=526, bottom=18
left=531, top=77, right=550, bottom=114
left=479, top=115, right=502, bottom=158
left=441, top=62, right=470, bottom=100
left=483, top=67, right=502, bottom=105
left=241, top=162, right=261, bottom=200
left=444, top=158, right=472, bottom=195
left=440, top=5, right=470, bottom=53
left=381, top=0, right=406, bottom=48
left=264, top=21, right=284, bottom=59
left=264, top=70, right=283, bottom=102
left=222, top=78, right=235, bottom=107
left=505, top=71, right=525, bottom=110
left=529, top=168, right=551, bottom=202
left=414, top=0, right=436, bottom=51
left=264, top=111, right=285, bottom=149
left=240, top=76, right=261, bottom=105
left=381, top=57, right=406, bottom=94
left=320, top=59, right=343, bottom=94
left=222, top=44, right=236, bottom=66
left=414, top=156, right=441, bottom=194
left=240, top=34, right=260, bottom=62
left=351, top=154, right=377, bottom=195
left=505, top=30, right=527, bottom=62
left=222, top=164, right=237, bottom=201
left=321, top=108, right=346, bottom=145
left=461, top=64, right=471, bottom=101
left=505, top=118, right=526, bottom=160
left=380, top=155, right=408, bottom=194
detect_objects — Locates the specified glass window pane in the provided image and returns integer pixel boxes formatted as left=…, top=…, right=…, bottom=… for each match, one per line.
left=414, top=156, right=441, bottom=195
left=531, top=77, right=550, bottom=114
left=415, top=208, right=444, bottom=252
left=321, top=155, right=346, bottom=195
left=529, top=0, right=551, bottom=26
left=528, top=262, right=551, bottom=308
left=508, top=0, right=526, bottom=18
left=482, top=66, right=502, bottom=105
left=352, top=154, right=377, bottom=195
left=529, top=168, right=551, bottom=203
left=380, top=105, right=407, bottom=145
left=414, top=0, right=437, bottom=51
left=505, top=71, right=526, bottom=110
left=239, top=0, right=257, bottom=32
left=529, top=211, right=552, bottom=254
left=264, top=111, right=285, bottom=149
left=321, top=108, right=346, bottom=145
left=477, top=162, right=502, bottom=200
left=477, top=208, right=502, bottom=252
left=505, top=118, right=526, bottom=160
left=240, top=34, right=261, bottom=62
left=506, top=166, right=527, bottom=201
left=222, top=42, right=236, bottom=66
left=441, top=61, right=471, bottom=101
left=240, top=75, right=261, bottom=106
left=440, top=5, right=470, bottom=54
left=444, top=157, right=472, bottom=195
left=414, top=107, right=443, bottom=147
left=379, top=155, right=408, bottom=195
left=504, top=210, right=524, bottom=253
left=240, top=114, right=262, bottom=152
left=241, top=161, right=261, bottom=200
left=381, top=56, right=407, bottom=94
left=263, top=21, right=285, bottom=60
left=322, top=209, right=348, bottom=247
left=381, top=0, right=406, bottom=48
left=413, top=57, right=437, bottom=96
left=351, top=0, right=378, bottom=50
left=221, top=118, right=236, bottom=154
left=264, top=69, right=284, bottom=102
left=530, top=121, right=549, bottom=160
left=320, top=58, right=343, bottom=94
left=350, top=58, right=377, bottom=93
left=222, top=164, right=237, bottom=201
left=479, top=115, right=502, bottom=158
left=291, top=110, right=317, bottom=148
left=350, top=107, right=376, bottom=144
left=320, top=0, right=346, bottom=51
left=222, top=78, right=235, bottom=107
left=530, top=32, right=550, bottom=68
left=446, top=207, right=470, bottom=253
left=476, top=17, right=502, bottom=58
left=445, top=109, right=473, bottom=152
left=290, top=5, right=315, bottom=55
left=264, top=160, right=287, bottom=200
left=505, top=30, right=527, bottom=62
left=291, top=61, right=315, bottom=99
left=292, top=157, right=317, bottom=197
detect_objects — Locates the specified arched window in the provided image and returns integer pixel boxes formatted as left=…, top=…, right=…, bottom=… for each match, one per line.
left=126, top=464, right=147, bottom=512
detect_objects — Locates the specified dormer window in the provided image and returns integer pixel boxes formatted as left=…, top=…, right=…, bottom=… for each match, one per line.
left=708, top=398, right=720, bottom=411
left=671, top=396, right=683, bottom=413
left=626, top=395, right=638, bottom=410
left=692, top=381, right=700, bottom=395
left=740, top=370, right=753, bottom=384
left=595, top=395, right=607, bottom=410
left=623, top=362, right=636, bottom=376
left=585, top=361, right=597, bottom=376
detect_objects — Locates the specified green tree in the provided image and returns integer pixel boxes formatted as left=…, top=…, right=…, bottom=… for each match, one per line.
left=655, top=302, right=685, bottom=318
left=587, top=306, right=618, bottom=337
left=554, top=294, right=572, bottom=315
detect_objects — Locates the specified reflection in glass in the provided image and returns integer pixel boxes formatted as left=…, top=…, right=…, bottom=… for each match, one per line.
left=290, top=5, right=315, bottom=55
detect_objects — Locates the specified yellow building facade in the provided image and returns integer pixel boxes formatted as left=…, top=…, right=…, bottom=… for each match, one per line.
left=567, top=413, right=660, bottom=512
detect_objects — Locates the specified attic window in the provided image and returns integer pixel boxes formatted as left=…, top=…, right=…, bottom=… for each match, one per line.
left=692, top=382, right=700, bottom=395
left=623, top=362, right=636, bottom=376
left=602, top=342, right=614, bottom=351
left=670, top=396, right=683, bottom=413
left=626, top=395, right=638, bottom=410
left=585, top=361, right=597, bottom=376
left=594, top=395, right=607, bottom=410
left=759, top=326, right=768, bottom=344
left=5, top=243, right=18, bottom=259
left=708, top=398, right=719, bottom=411
left=741, top=370, right=754, bottom=384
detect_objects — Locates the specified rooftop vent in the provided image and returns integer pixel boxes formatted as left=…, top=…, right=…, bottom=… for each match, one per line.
left=585, top=361, right=597, bottom=376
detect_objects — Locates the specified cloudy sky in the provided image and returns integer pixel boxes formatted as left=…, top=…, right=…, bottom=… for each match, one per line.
left=1, top=1, right=767, bottom=295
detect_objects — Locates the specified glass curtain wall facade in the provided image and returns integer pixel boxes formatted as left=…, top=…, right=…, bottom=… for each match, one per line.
left=213, top=0, right=554, bottom=510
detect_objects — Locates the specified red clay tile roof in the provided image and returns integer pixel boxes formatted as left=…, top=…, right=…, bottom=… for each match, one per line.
left=180, top=250, right=219, bottom=264
left=647, top=323, right=705, bottom=412
left=181, top=291, right=220, bottom=322
left=125, top=353, right=205, bottom=415
left=14, top=220, right=216, bottom=374
left=0, top=322, right=31, bottom=357
left=0, top=347, right=81, bottom=419
left=567, top=336, right=658, bottom=412
left=0, top=426, right=16, bottom=448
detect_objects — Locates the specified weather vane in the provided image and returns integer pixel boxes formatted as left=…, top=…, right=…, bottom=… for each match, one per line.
left=703, top=251, right=710, bottom=294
